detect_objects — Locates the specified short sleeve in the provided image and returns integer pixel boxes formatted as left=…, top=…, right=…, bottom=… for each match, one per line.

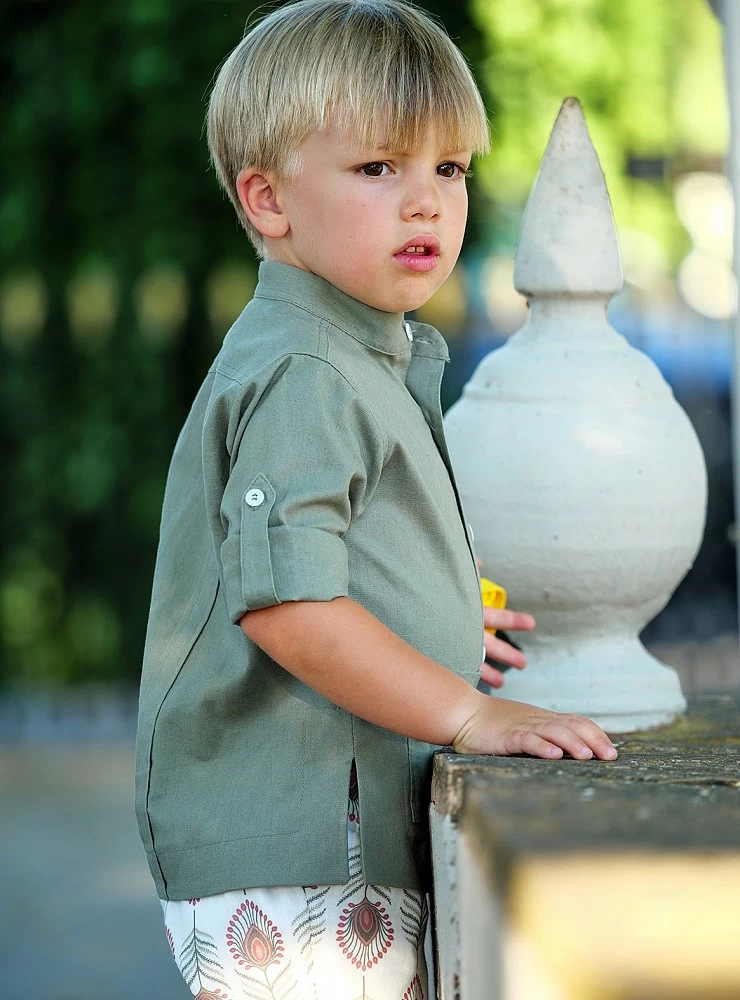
left=210, top=354, right=387, bottom=624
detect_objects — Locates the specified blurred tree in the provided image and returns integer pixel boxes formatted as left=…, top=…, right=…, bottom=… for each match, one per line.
left=0, top=0, right=255, bottom=685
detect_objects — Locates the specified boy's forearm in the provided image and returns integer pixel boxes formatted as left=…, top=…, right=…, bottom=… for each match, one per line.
left=240, top=596, right=487, bottom=746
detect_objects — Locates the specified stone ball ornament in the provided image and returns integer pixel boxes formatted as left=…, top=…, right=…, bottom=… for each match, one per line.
left=445, top=98, right=708, bottom=733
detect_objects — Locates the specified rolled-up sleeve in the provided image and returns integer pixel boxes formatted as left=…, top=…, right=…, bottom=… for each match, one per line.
left=206, top=353, right=387, bottom=624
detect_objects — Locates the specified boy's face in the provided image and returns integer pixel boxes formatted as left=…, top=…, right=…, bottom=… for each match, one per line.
left=267, top=126, right=471, bottom=314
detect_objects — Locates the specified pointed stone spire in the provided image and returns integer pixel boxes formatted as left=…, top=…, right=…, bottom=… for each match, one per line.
left=514, top=97, right=623, bottom=298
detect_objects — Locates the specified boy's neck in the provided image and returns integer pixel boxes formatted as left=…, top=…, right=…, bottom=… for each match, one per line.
left=254, top=260, right=413, bottom=358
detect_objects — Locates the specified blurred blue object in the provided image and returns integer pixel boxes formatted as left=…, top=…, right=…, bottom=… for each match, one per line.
left=609, top=294, right=733, bottom=398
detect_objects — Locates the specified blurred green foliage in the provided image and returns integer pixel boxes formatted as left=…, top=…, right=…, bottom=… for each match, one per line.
left=0, top=0, right=727, bottom=688
left=0, top=0, right=259, bottom=686
left=471, top=0, right=726, bottom=263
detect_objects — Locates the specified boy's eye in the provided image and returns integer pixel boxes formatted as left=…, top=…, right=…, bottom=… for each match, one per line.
left=437, top=162, right=470, bottom=179
left=358, top=161, right=471, bottom=179
left=360, top=162, right=388, bottom=177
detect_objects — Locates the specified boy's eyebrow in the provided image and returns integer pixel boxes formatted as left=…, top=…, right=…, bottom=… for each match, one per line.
left=356, top=143, right=472, bottom=158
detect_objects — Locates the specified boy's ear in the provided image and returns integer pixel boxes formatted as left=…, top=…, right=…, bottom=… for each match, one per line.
left=236, top=167, right=290, bottom=239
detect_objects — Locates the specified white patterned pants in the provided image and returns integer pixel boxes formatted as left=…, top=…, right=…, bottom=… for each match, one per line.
left=160, top=761, right=435, bottom=999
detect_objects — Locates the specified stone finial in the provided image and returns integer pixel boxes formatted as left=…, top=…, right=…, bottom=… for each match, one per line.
left=513, top=97, right=623, bottom=298
left=443, top=98, right=708, bottom=733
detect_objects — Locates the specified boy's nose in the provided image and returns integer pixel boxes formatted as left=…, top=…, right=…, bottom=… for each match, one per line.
left=400, top=181, right=441, bottom=222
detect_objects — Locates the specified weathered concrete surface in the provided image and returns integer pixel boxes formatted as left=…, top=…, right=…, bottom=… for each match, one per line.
left=432, top=693, right=740, bottom=1000
left=433, top=692, right=739, bottom=829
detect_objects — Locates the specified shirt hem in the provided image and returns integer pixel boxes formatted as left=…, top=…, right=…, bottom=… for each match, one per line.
left=148, top=825, right=431, bottom=901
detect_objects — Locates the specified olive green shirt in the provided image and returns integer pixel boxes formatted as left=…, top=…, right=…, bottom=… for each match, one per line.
left=135, top=261, right=483, bottom=900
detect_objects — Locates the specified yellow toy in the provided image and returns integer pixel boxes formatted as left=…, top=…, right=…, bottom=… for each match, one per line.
left=480, top=577, right=507, bottom=635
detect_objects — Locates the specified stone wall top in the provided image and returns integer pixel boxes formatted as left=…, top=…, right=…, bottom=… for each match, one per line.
left=432, top=693, right=740, bottom=861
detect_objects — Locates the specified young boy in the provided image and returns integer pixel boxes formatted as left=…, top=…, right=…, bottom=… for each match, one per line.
left=135, top=1, right=618, bottom=996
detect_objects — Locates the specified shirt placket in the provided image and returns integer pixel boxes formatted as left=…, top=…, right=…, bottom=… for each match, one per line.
left=404, top=348, right=479, bottom=575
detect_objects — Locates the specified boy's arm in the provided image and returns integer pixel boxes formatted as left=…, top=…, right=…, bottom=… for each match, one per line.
left=240, top=597, right=618, bottom=760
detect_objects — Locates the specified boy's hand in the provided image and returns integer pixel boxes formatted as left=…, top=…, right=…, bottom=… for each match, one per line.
left=453, top=696, right=618, bottom=760
left=476, top=556, right=535, bottom=689
left=468, top=556, right=616, bottom=759
left=481, top=606, right=535, bottom=687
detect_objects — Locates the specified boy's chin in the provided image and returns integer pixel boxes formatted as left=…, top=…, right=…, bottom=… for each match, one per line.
left=334, top=270, right=450, bottom=314
left=379, top=280, right=448, bottom=315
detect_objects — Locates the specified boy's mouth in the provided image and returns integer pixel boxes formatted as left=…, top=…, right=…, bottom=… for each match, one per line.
left=393, top=235, right=441, bottom=272
left=394, top=235, right=441, bottom=256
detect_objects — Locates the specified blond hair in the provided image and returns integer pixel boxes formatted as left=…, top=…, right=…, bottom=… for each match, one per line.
left=206, top=0, right=490, bottom=255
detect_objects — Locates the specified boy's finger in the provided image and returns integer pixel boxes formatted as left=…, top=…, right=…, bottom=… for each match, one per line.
left=506, top=731, right=563, bottom=759
left=539, top=722, right=596, bottom=759
left=484, top=635, right=526, bottom=669
left=479, top=661, right=506, bottom=687
left=505, top=610, right=536, bottom=629
left=566, top=717, right=619, bottom=759
left=483, top=608, right=535, bottom=631
left=540, top=718, right=618, bottom=761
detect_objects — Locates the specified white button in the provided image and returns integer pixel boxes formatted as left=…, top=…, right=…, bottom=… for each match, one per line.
left=467, top=523, right=475, bottom=542
left=482, top=644, right=487, bottom=662
left=244, top=488, right=265, bottom=507
left=404, top=321, right=414, bottom=342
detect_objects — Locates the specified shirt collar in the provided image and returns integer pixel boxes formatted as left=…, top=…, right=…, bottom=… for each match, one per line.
left=254, top=260, right=447, bottom=359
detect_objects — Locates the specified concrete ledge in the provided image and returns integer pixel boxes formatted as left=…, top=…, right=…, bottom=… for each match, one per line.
left=430, top=693, right=740, bottom=1000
